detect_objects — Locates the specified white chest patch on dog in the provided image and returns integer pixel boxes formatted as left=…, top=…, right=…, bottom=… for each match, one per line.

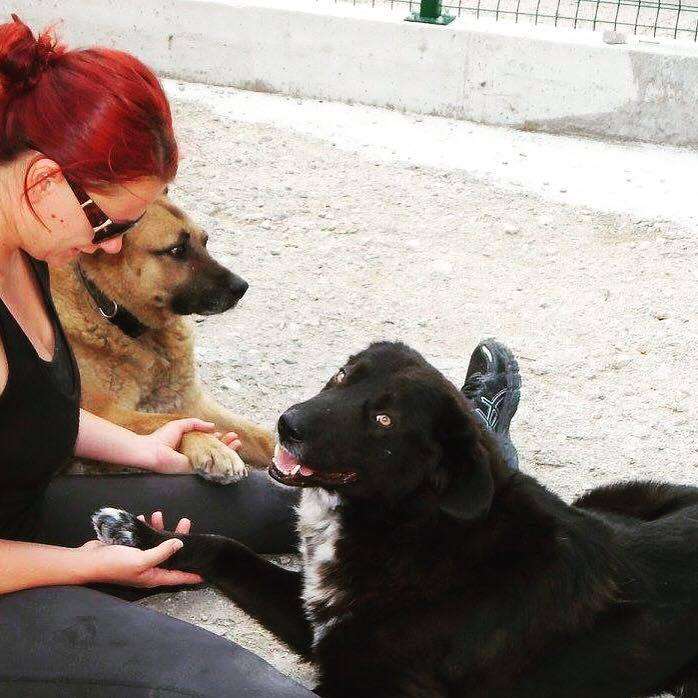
left=297, top=488, right=347, bottom=645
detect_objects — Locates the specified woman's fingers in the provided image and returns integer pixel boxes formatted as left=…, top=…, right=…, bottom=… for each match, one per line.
left=141, top=538, right=183, bottom=568
left=146, top=569, right=204, bottom=587
left=176, top=418, right=215, bottom=435
left=211, top=431, right=240, bottom=449
left=220, top=432, right=242, bottom=450
left=174, top=517, right=191, bottom=535
left=138, top=511, right=192, bottom=535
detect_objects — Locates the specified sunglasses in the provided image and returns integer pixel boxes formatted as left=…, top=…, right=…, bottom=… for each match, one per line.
left=65, top=179, right=145, bottom=244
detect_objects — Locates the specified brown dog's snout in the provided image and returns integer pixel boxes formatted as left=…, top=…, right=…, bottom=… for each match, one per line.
left=209, top=264, right=248, bottom=308
left=170, top=265, right=249, bottom=316
left=227, top=273, right=248, bottom=303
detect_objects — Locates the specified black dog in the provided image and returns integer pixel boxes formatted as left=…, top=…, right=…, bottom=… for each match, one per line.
left=93, top=342, right=698, bottom=697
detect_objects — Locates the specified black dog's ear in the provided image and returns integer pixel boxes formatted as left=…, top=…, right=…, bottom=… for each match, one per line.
left=435, top=394, right=495, bottom=521
left=439, top=454, right=494, bottom=520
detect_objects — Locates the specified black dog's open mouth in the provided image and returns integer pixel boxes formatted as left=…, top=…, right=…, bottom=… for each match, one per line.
left=270, top=444, right=358, bottom=488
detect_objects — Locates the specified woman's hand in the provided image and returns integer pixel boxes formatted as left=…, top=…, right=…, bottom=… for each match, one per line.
left=80, top=513, right=203, bottom=588
left=214, top=431, right=243, bottom=451
left=76, top=410, right=242, bottom=474
left=143, top=419, right=240, bottom=474
left=144, top=418, right=215, bottom=473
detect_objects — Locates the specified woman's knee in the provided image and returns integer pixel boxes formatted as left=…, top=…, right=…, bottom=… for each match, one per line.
left=0, top=586, right=313, bottom=696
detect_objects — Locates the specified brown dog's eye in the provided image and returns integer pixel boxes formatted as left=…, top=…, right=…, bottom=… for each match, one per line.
left=375, top=414, right=392, bottom=428
left=155, top=240, right=189, bottom=259
left=335, top=369, right=346, bottom=384
left=168, top=244, right=187, bottom=259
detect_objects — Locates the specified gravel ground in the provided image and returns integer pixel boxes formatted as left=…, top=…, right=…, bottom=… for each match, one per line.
left=139, top=80, right=698, bottom=692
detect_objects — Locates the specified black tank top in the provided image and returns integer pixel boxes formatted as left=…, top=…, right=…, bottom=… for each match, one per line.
left=0, top=255, right=80, bottom=541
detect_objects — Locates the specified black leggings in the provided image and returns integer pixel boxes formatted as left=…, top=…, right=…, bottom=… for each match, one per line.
left=0, top=471, right=315, bottom=696
left=37, top=471, right=299, bottom=554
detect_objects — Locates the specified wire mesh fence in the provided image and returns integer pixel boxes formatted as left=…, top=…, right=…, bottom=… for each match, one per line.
left=339, top=0, right=698, bottom=40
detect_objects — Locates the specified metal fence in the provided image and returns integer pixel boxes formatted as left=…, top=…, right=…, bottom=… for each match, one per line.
left=343, top=0, right=698, bottom=40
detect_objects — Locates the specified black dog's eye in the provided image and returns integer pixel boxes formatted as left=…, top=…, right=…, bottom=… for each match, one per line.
left=375, top=414, right=392, bottom=428
left=335, top=369, right=346, bottom=384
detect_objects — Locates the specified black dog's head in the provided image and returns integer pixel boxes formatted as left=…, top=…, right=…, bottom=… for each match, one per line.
left=271, top=342, right=502, bottom=520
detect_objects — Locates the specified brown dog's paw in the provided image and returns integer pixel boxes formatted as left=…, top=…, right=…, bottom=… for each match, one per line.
left=181, top=433, right=249, bottom=484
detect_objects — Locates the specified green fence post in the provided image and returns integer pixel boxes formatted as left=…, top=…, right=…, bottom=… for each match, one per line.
left=405, top=0, right=455, bottom=24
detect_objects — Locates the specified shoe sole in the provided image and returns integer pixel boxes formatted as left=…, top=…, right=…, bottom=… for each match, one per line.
left=475, top=338, right=521, bottom=440
left=481, top=339, right=521, bottom=471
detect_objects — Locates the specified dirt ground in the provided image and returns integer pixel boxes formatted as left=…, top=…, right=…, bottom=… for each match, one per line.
left=139, top=80, right=698, bottom=691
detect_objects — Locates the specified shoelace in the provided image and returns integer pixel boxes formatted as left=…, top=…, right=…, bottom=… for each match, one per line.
left=462, top=373, right=486, bottom=397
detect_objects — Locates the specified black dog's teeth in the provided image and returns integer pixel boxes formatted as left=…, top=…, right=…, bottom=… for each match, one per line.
left=91, top=507, right=140, bottom=547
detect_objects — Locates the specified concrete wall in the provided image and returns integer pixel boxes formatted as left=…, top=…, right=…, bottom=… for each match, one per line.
left=5, top=0, right=698, bottom=146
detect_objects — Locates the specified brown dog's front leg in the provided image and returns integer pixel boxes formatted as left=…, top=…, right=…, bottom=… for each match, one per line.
left=185, top=393, right=276, bottom=468
left=79, top=402, right=248, bottom=483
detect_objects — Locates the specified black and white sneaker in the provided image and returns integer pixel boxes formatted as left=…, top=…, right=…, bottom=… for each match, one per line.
left=461, top=339, right=521, bottom=470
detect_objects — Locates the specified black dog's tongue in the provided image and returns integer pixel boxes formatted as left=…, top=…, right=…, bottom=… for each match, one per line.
left=273, top=444, right=315, bottom=477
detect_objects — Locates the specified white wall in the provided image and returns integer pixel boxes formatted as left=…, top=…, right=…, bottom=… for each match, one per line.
left=6, top=0, right=698, bottom=146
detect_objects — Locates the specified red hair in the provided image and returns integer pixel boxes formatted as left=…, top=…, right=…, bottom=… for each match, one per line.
left=0, top=15, right=178, bottom=190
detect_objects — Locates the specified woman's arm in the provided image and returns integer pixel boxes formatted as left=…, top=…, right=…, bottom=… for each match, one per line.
left=0, top=539, right=90, bottom=593
left=0, top=514, right=202, bottom=595
left=0, top=538, right=201, bottom=595
left=75, top=409, right=218, bottom=473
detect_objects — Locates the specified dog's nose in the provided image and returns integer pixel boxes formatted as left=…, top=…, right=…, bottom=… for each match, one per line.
left=229, top=276, right=248, bottom=303
left=278, top=410, right=304, bottom=443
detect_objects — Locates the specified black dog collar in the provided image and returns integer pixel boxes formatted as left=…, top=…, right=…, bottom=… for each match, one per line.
left=76, top=264, right=148, bottom=339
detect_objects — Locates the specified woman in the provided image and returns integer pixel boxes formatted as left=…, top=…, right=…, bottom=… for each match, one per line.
left=0, top=16, right=314, bottom=696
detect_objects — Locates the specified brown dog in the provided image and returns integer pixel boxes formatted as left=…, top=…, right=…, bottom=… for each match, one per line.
left=51, top=196, right=274, bottom=482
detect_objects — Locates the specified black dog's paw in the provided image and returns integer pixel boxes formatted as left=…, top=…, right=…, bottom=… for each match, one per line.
left=92, top=507, right=144, bottom=547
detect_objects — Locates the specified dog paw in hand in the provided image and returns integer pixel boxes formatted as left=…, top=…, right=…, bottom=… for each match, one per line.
left=182, top=433, right=250, bottom=484
left=92, top=507, right=142, bottom=547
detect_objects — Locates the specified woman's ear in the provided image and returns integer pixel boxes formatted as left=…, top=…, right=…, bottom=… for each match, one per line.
left=435, top=394, right=495, bottom=521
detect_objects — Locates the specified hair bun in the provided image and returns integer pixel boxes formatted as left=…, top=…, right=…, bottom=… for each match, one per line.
left=0, top=15, right=66, bottom=98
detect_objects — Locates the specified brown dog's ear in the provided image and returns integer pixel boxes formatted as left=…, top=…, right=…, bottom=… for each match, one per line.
left=436, top=394, right=495, bottom=521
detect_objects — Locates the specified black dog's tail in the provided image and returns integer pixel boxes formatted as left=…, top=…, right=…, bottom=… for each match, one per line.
left=574, top=481, right=698, bottom=522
